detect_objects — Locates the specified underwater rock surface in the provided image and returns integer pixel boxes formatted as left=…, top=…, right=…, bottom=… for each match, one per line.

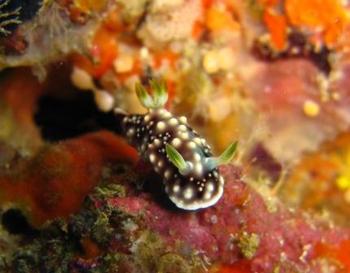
left=0, top=132, right=348, bottom=273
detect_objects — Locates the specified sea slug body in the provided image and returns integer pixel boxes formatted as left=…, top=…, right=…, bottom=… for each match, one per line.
left=121, top=81, right=237, bottom=210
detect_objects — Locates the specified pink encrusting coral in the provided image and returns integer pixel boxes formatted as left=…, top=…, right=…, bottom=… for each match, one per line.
left=107, top=165, right=350, bottom=272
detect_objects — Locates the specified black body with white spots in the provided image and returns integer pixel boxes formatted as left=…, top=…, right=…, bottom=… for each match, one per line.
left=122, top=108, right=224, bottom=210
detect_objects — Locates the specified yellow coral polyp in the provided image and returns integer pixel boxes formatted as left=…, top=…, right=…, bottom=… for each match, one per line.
left=285, top=0, right=350, bottom=46
left=336, top=151, right=350, bottom=190
left=336, top=175, right=350, bottom=190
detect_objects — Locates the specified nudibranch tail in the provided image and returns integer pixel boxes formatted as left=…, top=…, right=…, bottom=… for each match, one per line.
left=121, top=80, right=237, bottom=210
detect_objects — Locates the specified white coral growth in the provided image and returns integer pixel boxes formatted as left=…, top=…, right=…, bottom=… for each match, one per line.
left=0, top=0, right=21, bottom=36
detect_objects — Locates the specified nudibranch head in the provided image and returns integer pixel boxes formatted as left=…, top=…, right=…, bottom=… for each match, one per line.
left=121, top=81, right=237, bottom=210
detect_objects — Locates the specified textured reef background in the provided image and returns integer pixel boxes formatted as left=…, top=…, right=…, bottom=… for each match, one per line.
left=1, top=0, right=350, bottom=272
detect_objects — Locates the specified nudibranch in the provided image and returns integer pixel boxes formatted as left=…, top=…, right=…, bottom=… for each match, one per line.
left=121, top=81, right=237, bottom=210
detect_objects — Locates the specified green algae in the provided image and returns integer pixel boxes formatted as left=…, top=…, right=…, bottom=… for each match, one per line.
left=157, top=253, right=191, bottom=273
left=132, top=230, right=198, bottom=273
left=94, top=183, right=126, bottom=199
left=90, top=209, right=114, bottom=245
left=132, top=231, right=197, bottom=273
left=133, top=230, right=165, bottom=272
left=2, top=180, right=131, bottom=271
left=11, top=221, right=75, bottom=273
left=237, top=231, right=260, bottom=259
left=6, top=193, right=122, bottom=272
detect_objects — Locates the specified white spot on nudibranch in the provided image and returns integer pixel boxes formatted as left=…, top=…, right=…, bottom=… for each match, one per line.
left=157, top=121, right=166, bottom=131
left=184, top=187, right=194, bottom=199
left=194, top=163, right=203, bottom=175
left=179, top=116, right=187, bottom=124
left=180, top=132, right=189, bottom=140
left=154, top=139, right=161, bottom=146
left=164, top=169, right=172, bottom=179
left=171, top=138, right=181, bottom=147
left=178, top=124, right=187, bottom=131
left=193, top=137, right=202, bottom=145
left=187, top=141, right=196, bottom=149
left=161, top=110, right=172, bottom=118
left=204, top=191, right=212, bottom=200
left=149, top=154, right=156, bottom=163
left=158, top=109, right=165, bottom=115
left=127, top=128, right=135, bottom=137
left=169, top=118, right=178, bottom=126
left=173, top=184, right=180, bottom=193
left=201, top=138, right=208, bottom=145
left=206, top=182, right=215, bottom=193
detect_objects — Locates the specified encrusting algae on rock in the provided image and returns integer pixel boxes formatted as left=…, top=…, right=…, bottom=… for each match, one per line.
left=1, top=153, right=349, bottom=272
left=236, top=231, right=260, bottom=260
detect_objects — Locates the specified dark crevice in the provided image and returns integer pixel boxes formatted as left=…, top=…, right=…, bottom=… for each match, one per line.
left=2, top=209, right=38, bottom=236
left=34, top=92, right=123, bottom=141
